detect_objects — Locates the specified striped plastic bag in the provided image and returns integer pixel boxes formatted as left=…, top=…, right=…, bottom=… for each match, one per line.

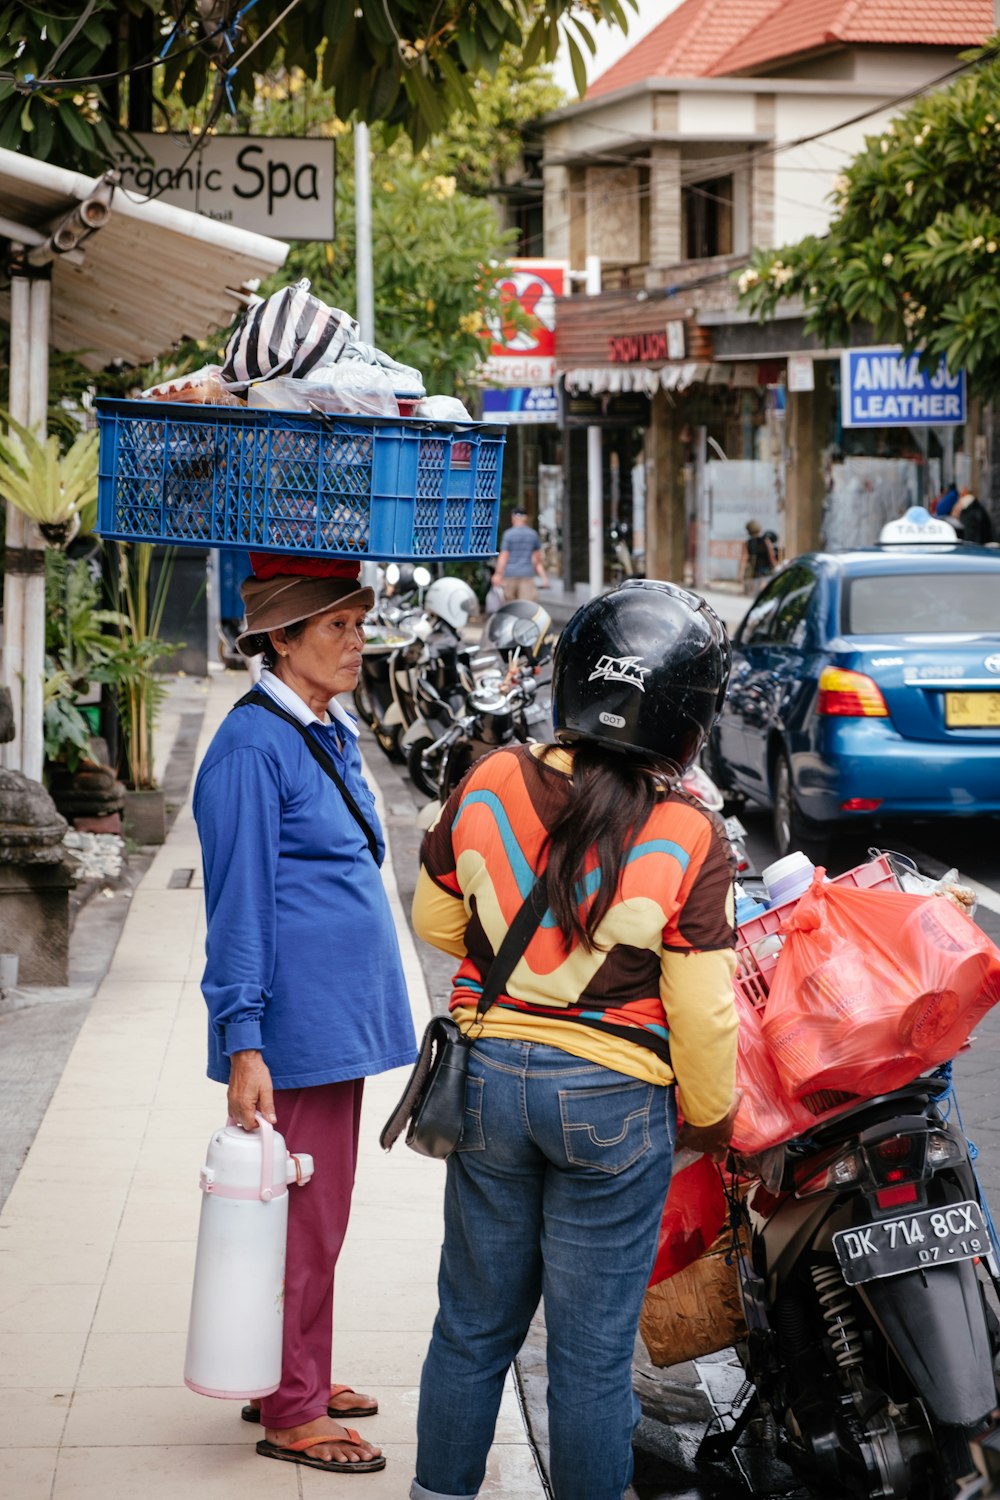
left=220, top=280, right=358, bottom=391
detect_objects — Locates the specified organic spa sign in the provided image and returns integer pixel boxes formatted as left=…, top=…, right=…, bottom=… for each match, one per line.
left=115, top=135, right=335, bottom=239
left=841, top=348, right=966, bottom=428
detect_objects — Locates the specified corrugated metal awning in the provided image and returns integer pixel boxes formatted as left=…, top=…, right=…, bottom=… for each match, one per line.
left=0, top=149, right=289, bottom=370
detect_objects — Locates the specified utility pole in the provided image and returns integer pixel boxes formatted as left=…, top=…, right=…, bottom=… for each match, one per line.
left=585, top=255, right=603, bottom=599
left=354, top=121, right=378, bottom=595
left=694, top=425, right=709, bottom=591
left=354, top=122, right=375, bottom=344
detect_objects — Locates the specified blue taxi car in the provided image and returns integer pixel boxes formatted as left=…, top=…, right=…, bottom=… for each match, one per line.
left=708, top=518, right=1000, bottom=856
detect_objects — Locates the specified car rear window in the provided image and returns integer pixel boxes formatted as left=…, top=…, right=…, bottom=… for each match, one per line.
left=843, top=573, right=1000, bottom=634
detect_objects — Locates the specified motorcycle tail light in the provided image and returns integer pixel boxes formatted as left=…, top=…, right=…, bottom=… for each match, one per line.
left=874, top=1134, right=914, bottom=1162
left=795, top=1149, right=863, bottom=1198
left=866, top=1132, right=925, bottom=1187
left=874, top=1182, right=920, bottom=1209
left=817, top=667, right=889, bottom=717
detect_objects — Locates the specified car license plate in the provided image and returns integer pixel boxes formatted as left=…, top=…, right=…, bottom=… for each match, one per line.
left=945, top=691, right=1000, bottom=728
left=833, top=1200, right=986, bottom=1285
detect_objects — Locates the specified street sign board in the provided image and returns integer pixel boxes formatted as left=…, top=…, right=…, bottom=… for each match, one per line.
left=482, top=387, right=559, bottom=424
left=115, top=134, right=335, bottom=240
left=481, top=260, right=567, bottom=386
left=841, top=347, right=966, bottom=428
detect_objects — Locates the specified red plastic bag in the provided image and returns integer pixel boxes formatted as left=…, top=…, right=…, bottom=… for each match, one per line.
left=729, top=987, right=814, bottom=1154
left=762, top=872, right=1000, bottom=1100
left=648, top=1152, right=726, bottom=1287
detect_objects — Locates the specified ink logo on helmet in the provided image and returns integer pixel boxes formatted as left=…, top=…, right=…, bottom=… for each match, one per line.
left=984, top=655, right=1000, bottom=674
left=589, top=655, right=650, bottom=692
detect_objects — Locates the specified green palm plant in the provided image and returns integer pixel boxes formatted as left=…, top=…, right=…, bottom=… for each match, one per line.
left=0, top=413, right=99, bottom=547
left=109, top=542, right=180, bottom=791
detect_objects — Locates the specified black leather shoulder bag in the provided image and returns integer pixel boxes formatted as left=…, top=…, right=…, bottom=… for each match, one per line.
left=381, top=873, right=550, bottom=1159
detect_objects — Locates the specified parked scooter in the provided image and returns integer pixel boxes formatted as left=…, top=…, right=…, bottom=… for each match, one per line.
left=399, top=578, right=488, bottom=797
left=709, top=998, right=1000, bottom=1497
left=412, top=599, right=554, bottom=809
left=353, top=564, right=432, bottom=760
left=681, top=760, right=755, bottom=876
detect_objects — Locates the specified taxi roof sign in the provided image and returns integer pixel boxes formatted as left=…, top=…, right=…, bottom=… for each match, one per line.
left=878, top=506, right=958, bottom=545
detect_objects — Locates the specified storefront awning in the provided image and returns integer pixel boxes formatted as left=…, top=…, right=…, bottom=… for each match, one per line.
left=564, top=363, right=714, bottom=395
left=0, top=148, right=288, bottom=369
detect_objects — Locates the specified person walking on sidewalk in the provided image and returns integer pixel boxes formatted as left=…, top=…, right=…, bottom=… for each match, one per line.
left=193, top=554, right=417, bottom=1478
left=492, top=507, right=549, bottom=602
left=408, top=580, right=740, bottom=1500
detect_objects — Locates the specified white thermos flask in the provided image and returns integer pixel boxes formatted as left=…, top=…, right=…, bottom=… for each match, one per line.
left=184, top=1114, right=313, bottom=1399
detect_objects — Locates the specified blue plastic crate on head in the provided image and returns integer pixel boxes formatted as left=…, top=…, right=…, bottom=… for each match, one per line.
left=96, top=399, right=505, bottom=561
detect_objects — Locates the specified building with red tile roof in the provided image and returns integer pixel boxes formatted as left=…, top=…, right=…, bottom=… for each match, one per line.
left=586, top=0, right=777, bottom=98
left=586, top=0, right=993, bottom=96
left=713, top=0, right=993, bottom=76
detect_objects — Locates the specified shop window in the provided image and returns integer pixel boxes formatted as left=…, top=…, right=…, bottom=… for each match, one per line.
left=682, top=175, right=734, bottom=260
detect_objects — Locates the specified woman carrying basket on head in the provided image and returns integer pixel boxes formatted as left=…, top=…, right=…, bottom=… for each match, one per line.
left=407, top=580, right=741, bottom=1500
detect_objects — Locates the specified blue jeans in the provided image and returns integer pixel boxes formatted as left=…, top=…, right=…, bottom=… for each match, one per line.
left=410, top=1039, right=675, bottom=1500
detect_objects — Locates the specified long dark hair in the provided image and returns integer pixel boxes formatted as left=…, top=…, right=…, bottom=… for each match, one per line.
left=543, top=743, right=666, bottom=953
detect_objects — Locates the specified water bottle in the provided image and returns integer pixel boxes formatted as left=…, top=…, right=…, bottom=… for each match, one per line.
left=184, top=1115, right=314, bottom=1399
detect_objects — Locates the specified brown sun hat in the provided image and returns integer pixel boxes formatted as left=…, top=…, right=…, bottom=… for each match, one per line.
left=236, top=557, right=375, bottom=657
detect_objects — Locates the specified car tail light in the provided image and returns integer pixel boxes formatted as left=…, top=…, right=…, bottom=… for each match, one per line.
left=841, top=798, right=883, bottom=812
left=874, top=1183, right=919, bottom=1209
left=817, top=667, right=889, bottom=718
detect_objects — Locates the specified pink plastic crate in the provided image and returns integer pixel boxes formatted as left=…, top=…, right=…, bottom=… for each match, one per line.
left=734, top=854, right=900, bottom=1009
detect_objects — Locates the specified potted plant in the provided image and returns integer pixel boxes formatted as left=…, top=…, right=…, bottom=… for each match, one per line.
left=43, top=548, right=129, bottom=830
left=106, top=542, right=181, bottom=845
left=0, top=414, right=98, bottom=548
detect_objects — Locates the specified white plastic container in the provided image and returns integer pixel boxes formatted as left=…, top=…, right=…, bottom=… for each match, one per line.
left=762, top=851, right=816, bottom=907
left=184, top=1115, right=313, bottom=1400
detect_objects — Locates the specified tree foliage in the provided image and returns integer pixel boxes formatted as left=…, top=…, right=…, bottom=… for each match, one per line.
left=282, top=147, right=517, bottom=397
left=736, top=45, right=1000, bottom=393
left=3, top=0, right=632, bottom=171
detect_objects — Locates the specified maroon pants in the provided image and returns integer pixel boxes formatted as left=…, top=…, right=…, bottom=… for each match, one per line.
left=259, top=1079, right=364, bottom=1429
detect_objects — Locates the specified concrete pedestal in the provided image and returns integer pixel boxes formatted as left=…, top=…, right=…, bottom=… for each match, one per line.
left=0, top=861, right=74, bottom=985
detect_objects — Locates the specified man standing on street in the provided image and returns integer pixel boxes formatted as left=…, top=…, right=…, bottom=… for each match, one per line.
left=492, top=507, right=549, bottom=602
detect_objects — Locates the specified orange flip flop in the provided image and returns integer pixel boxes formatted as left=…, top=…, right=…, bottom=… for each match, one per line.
left=256, top=1428, right=386, bottom=1474
left=242, top=1383, right=379, bottom=1424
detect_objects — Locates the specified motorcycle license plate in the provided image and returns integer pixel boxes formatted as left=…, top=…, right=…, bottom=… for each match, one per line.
left=833, top=1200, right=986, bottom=1285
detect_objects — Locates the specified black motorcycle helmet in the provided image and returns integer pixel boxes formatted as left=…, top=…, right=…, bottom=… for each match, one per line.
left=551, top=580, right=731, bottom=772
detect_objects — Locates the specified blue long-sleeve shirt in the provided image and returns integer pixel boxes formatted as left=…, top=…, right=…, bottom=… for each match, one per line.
left=193, top=681, right=416, bottom=1089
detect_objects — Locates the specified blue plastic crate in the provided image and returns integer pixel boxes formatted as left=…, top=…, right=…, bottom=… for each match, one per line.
left=96, top=399, right=505, bottom=561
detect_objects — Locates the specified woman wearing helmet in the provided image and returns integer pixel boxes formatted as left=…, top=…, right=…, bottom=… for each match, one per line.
left=408, top=580, right=739, bottom=1500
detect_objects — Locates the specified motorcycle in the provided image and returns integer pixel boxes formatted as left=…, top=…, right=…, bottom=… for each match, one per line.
left=411, top=599, right=555, bottom=812
left=399, top=578, right=492, bottom=798
left=706, top=973, right=1000, bottom=1497
left=681, top=760, right=755, bottom=877
left=354, top=563, right=432, bottom=760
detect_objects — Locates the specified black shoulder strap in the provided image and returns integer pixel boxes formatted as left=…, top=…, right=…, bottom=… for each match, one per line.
left=473, top=872, right=549, bottom=1024
left=233, top=689, right=379, bottom=863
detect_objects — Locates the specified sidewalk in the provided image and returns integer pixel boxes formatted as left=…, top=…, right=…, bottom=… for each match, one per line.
left=0, top=671, right=546, bottom=1500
